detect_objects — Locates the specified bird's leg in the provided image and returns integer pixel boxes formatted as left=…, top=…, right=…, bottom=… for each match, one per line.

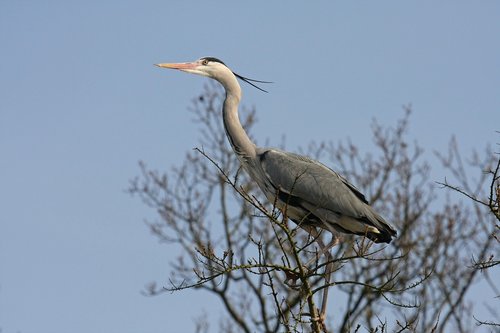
left=284, top=225, right=339, bottom=329
left=308, top=230, right=339, bottom=330
left=319, top=235, right=338, bottom=320
left=303, top=233, right=340, bottom=268
left=286, top=228, right=338, bottom=287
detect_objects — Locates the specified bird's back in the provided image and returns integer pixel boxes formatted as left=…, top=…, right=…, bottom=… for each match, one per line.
left=254, top=148, right=397, bottom=243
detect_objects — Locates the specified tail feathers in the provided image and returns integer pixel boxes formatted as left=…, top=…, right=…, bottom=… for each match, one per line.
left=369, top=226, right=397, bottom=244
left=295, top=204, right=398, bottom=244
left=345, top=214, right=397, bottom=244
left=369, top=216, right=397, bottom=244
left=327, top=216, right=397, bottom=244
left=342, top=225, right=396, bottom=244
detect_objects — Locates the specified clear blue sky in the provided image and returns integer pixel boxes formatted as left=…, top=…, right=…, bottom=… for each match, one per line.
left=1, top=1, right=499, bottom=332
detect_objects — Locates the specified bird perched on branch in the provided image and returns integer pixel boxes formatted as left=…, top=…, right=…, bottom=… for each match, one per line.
left=156, top=56, right=397, bottom=322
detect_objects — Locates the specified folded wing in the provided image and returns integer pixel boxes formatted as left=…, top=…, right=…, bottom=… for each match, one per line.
left=257, top=149, right=397, bottom=243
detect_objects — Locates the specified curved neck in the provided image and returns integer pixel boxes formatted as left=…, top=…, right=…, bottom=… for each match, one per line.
left=221, top=74, right=257, bottom=161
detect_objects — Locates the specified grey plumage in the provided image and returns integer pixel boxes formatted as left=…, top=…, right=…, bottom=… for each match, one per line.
left=156, top=57, right=397, bottom=244
left=157, top=56, right=398, bottom=321
left=255, top=148, right=396, bottom=243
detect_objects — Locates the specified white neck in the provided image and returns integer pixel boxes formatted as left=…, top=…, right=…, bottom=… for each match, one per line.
left=220, top=71, right=257, bottom=162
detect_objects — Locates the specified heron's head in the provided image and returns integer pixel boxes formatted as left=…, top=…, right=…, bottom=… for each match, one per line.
left=156, top=57, right=231, bottom=81
left=156, top=57, right=270, bottom=93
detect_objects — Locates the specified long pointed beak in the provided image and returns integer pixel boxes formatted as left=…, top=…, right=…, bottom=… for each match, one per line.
left=155, top=62, right=197, bottom=70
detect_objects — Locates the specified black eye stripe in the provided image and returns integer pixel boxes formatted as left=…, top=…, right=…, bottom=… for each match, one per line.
left=200, top=57, right=225, bottom=65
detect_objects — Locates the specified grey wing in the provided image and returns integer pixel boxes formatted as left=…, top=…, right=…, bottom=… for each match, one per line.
left=258, top=149, right=366, bottom=217
left=257, top=148, right=396, bottom=243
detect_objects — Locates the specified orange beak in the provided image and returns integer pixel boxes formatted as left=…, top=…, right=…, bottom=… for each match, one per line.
left=155, top=62, right=197, bottom=70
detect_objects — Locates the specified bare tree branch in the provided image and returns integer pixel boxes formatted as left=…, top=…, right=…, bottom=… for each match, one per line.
left=130, top=85, right=498, bottom=332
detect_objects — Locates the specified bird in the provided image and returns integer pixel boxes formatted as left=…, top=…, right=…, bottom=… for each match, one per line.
left=156, top=56, right=397, bottom=323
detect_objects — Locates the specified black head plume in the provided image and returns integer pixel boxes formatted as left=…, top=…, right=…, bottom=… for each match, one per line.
left=233, top=72, right=272, bottom=93
left=201, top=57, right=272, bottom=93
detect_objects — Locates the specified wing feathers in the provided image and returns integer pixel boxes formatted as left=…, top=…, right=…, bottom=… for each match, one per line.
left=258, top=149, right=396, bottom=243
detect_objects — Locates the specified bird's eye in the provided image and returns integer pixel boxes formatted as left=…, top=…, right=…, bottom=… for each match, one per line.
left=201, top=59, right=209, bottom=65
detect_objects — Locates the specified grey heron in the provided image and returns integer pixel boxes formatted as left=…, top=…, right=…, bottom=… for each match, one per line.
left=156, top=56, right=397, bottom=323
